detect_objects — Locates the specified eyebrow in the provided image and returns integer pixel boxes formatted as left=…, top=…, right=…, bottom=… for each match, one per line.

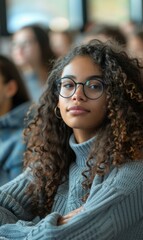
left=62, top=74, right=103, bottom=80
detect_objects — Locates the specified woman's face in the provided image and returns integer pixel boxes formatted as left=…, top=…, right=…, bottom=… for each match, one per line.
left=0, top=74, right=16, bottom=116
left=57, top=56, right=107, bottom=143
left=11, top=28, right=41, bottom=68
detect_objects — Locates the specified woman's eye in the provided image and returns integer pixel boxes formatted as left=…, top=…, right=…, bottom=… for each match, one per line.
left=86, top=80, right=103, bottom=91
left=62, top=82, right=74, bottom=89
left=90, top=84, right=98, bottom=89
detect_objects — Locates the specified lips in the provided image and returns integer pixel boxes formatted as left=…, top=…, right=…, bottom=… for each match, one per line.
left=67, top=106, right=90, bottom=115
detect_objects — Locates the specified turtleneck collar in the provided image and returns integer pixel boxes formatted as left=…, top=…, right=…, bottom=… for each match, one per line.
left=69, top=134, right=96, bottom=167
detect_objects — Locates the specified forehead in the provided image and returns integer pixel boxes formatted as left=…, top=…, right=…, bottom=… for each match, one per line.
left=61, top=56, right=102, bottom=78
left=13, top=28, right=35, bottom=41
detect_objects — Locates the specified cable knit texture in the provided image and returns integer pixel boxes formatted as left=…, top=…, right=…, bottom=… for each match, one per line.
left=0, top=134, right=143, bottom=239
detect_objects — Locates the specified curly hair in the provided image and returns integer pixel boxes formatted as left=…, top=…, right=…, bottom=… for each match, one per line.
left=23, top=40, right=143, bottom=217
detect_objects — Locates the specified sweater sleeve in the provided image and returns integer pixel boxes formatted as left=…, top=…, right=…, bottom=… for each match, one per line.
left=0, top=184, right=129, bottom=240
left=24, top=188, right=121, bottom=240
left=0, top=162, right=143, bottom=240
left=0, top=168, right=35, bottom=224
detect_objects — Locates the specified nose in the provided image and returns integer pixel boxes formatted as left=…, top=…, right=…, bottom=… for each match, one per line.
left=71, top=84, right=87, bottom=101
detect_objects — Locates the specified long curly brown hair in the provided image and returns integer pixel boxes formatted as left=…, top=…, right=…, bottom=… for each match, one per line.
left=23, top=40, right=143, bottom=218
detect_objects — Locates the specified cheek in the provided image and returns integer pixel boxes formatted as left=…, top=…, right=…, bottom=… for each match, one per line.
left=93, top=104, right=107, bottom=119
left=92, top=98, right=107, bottom=121
left=57, top=98, right=66, bottom=116
left=100, top=105, right=107, bottom=119
left=58, top=98, right=72, bottom=126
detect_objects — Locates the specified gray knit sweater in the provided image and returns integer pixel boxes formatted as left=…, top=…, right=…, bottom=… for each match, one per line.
left=0, top=134, right=143, bottom=240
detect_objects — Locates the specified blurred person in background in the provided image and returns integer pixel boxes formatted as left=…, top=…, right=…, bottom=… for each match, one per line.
left=119, top=20, right=137, bottom=38
left=0, top=55, right=31, bottom=186
left=82, top=23, right=127, bottom=48
left=49, top=30, right=74, bottom=58
left=11, top=24, right=55, bottom=102
left=126, top=27, right=143, bottom=61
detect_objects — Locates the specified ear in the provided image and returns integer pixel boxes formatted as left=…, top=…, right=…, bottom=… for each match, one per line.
left=5, top=80, right=18, bottom=98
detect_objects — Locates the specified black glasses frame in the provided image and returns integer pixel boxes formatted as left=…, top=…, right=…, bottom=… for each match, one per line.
left=56, top=77, right=105, bottom=100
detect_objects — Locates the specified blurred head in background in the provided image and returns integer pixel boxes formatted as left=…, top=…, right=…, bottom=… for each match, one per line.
left=49, top=30, right=73, bottom=58
left=11, top=24, right=55, bottom=102
left=0, top=55, right=29, bottom=116
left=11, top=24, right=55, bottom=84
left=126, top=27, right=143, bottom=61
left=82, top=24, right=127, bottom=47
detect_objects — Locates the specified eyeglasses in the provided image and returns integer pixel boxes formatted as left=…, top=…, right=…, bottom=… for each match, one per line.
left=56, top=76, right=105, bottom=100
left=11, top=39, right=37, bottom=49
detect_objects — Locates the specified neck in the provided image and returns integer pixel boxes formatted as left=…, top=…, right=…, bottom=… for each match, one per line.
left=69, top=134, right=96, bottom=166
left=0, top=99, right=12, bottom=116
left=37, top=66, right=48, bottom=84
left=73, top=129, right=97, bottom=144
left=28, top=63, right=48, bottom=84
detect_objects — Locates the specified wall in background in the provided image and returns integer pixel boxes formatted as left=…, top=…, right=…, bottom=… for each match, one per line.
left=87, top=0, right=130, bottom=25
left=1, top=0, right=142, bottom=36
left=6, top=0, right=85, bottom=33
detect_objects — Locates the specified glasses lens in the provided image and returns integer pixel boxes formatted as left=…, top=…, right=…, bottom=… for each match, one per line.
left=57, top=78, right=76, bottom=98
left=84, top=79, right=104, bottom=99
left=57, top=78, right=104, bottom=99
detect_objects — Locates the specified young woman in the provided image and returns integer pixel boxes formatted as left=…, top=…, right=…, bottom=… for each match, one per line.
left=0, top=55, right=31, bottom=186
left=11, top=24, right=55, bottom=102
left=0, top=40, right=143, bottom=240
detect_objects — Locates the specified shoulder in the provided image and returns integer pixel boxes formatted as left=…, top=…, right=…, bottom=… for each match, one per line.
left=90, top=161, right=143, bottom=197
left=86, top=161, right=143, bottom=211
left=104, top=161, right=143, bottom=193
